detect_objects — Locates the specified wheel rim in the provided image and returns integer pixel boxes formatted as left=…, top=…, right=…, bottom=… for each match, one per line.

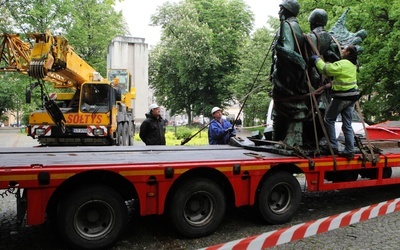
left=73, top=200, right=115, bottom=240
left=183, top=191, right=214, bottom=227
left=268, top=182, right=292, bottom=215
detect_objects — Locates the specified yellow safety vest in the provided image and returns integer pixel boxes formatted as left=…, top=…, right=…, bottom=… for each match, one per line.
left=315, top=59, right=358, bottom=92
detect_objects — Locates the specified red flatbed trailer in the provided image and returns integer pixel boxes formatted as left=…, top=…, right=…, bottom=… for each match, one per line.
left=1, top=144, right=400, bottom=249
left=366, top=121, right=400, bottom=140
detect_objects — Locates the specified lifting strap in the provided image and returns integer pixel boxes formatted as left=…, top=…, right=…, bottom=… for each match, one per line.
left=287, top=21, right=337, bottom=169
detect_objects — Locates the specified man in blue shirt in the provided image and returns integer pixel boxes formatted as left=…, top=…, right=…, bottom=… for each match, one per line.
left=208, top=107, right=236, bottom=145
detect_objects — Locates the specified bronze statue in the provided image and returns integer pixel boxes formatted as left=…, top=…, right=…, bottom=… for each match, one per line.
left=270, top=0, right=309, bottom=147
left=330, top=8, right=367, bottom=53
left=270, top=3, right=366, bottom=152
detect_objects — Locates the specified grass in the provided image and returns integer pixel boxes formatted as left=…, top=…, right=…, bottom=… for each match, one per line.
left=134, top=125, right=262, bottom=146
left=134, top=125, right=209, bottom=146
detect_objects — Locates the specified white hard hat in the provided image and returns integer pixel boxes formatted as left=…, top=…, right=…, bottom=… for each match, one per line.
left=211, top=107, right=221, bottom=114
left=149, top=103, right=159, bottom=110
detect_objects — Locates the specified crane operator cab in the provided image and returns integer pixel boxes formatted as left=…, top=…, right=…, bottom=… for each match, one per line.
left=80, top=83, right=111, bottom=113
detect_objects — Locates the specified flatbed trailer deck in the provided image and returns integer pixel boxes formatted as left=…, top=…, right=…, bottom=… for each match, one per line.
left=1, top=144, right=400, bottom=249
left=0, top=145, right=288, bottom=166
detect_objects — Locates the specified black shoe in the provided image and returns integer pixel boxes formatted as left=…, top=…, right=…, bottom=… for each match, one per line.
left=338, top=152, right=354, bottom=160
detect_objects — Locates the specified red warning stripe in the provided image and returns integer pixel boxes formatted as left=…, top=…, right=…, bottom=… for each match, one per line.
left=200, top=198, right=400, bottom=250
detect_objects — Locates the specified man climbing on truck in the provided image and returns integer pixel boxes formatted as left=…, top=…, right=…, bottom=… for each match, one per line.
left=311, top=45, right=360, bottom=159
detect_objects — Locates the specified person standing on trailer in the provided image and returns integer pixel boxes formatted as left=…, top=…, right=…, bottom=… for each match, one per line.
left=311, top=45, right=360, bottom=159
left=208, top=107, right=236, bottom=145
left=139, top=103, right=167, bottom=145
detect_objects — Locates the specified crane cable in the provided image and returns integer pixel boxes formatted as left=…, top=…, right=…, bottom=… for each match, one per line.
left=181, top=33, right=277, bottom=145
left=232, top=33, right=277, bottom=128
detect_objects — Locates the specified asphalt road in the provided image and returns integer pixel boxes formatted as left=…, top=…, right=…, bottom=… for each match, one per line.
left=1, top=127, right=400, bottom=249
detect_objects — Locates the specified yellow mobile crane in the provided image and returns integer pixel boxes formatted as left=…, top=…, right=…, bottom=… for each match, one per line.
left=0, top=31, right=135, bottom=146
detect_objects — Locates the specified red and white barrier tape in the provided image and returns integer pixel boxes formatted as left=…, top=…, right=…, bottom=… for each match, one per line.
left=201, top=198, right=400, bottom=250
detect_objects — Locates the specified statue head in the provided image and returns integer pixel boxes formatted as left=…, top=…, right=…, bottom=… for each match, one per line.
left=308, top=8, right=328, bottom=29
left=279, top=0, right=300, bottom=17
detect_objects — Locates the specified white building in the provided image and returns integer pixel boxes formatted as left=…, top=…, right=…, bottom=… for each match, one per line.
left=107, top=36, right=149, bottom=124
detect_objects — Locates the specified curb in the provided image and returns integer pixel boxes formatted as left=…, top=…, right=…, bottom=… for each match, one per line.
left=200, top=198, right=400, bottom=250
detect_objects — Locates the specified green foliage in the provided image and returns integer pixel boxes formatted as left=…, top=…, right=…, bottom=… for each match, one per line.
left=232, top=27, right=276, bottom=126
left=0, top=75, right=31, bottom=122
left=134, top=126, right=209, bottom=146
left=172, top=126, right=193, bottom=140
left=0, top=0, right=73, bottom=33
left=149, top=0, right=254, bottom=123
left=66, top=0, right=128, bottom=76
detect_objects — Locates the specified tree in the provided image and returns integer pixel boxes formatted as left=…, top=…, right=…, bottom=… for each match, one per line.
left=231, top=21, right=278, bottom=126
left=149, top=0, right=253, bottom=123
left=0, top=0, right=73, bottom=33
left=66, top=0, right=129, bottom=76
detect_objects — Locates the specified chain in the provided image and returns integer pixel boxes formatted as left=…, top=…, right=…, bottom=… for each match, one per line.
left=0, top=187, right=18, bottom=199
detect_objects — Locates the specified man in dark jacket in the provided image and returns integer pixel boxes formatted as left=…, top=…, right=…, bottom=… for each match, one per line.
left=139, top=103, right=166, bottom=145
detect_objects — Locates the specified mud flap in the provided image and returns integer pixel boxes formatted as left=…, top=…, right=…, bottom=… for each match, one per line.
left=16, top=188, right=27, bottom=227
left=44, top=98, right=66, bottom=133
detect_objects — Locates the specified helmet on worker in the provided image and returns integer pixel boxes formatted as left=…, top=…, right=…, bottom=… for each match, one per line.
left=279, top=0, right=300, bottom=17
left=149, top=103, right=159, bottom=112
left=211, top=107, right=221, bottom=115
left=308, top=8, right=328, bottom=28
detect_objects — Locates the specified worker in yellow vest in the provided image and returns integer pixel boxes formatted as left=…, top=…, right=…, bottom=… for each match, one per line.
left=311, top=45, right=360, bottom=159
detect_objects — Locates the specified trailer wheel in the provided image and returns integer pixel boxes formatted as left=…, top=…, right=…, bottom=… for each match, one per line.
left=122, top=122, right=129, bottom=146
left=57, top=186, right=128, bottom=250
left=167, top=178, right=226, bottom=238
left=257, top=171, right=301, bottom=224
left=128, top=121, right=134, bottom=146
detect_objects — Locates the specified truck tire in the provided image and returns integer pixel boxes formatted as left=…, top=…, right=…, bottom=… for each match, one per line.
left=128, top=121, right=134, bottom=146
left=123, top=122, right=129, bottom=146
left=167, top=178, right=226, bottom=238
left=57, top=185, right=128, bottom=250
left=257, top=171, right=301, bottom=224
left=117, top=124, right=123, bottom=146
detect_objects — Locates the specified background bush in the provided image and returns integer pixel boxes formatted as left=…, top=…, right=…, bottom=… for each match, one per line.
left=135, top=125, right=209, bottom=145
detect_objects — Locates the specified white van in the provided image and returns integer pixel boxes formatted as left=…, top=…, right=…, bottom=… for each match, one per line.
left=263, top=100, right=368, bottom=141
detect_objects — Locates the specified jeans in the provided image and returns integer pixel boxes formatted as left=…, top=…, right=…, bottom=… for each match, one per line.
left=324, top=98, right=356, bottom=154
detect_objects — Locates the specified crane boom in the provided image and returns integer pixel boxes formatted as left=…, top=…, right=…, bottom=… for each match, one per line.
left=0, top=33, right=31, bottom=73
left=0, top=31, right=102, bottom=88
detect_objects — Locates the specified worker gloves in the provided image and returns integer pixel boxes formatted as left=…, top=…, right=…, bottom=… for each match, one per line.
left=225, top=128, right=234, bottom=134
